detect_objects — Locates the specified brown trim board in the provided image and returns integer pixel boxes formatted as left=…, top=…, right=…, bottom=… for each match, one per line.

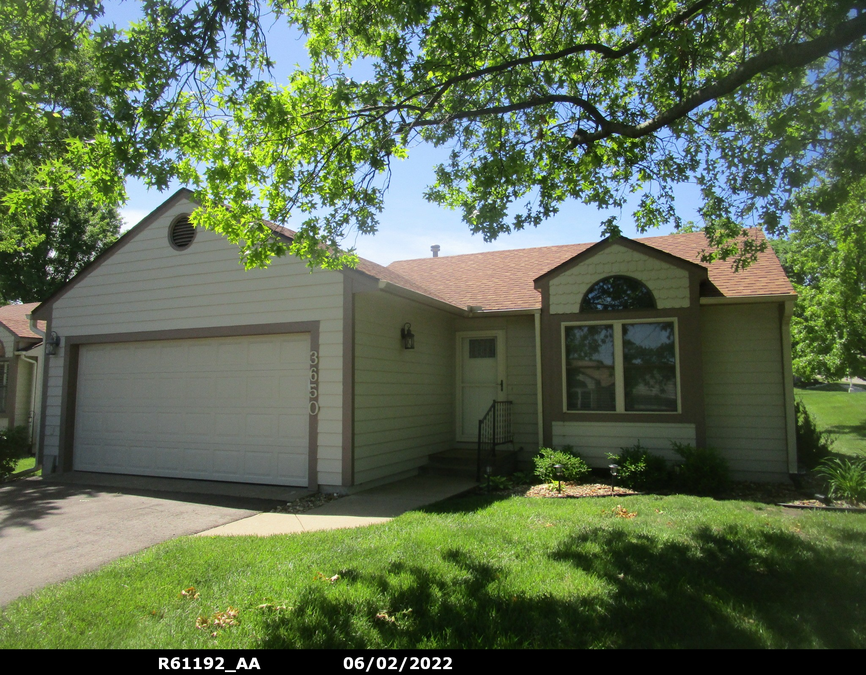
left=58, top=320, right=322, bottom=490
left=342, top=275, right=355, bottom=487
left=534, top=235, right=709, bottom=285
left=37, top=312, right=52, bottom=470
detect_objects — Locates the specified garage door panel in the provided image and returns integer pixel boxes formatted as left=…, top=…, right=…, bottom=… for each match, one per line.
left=74, top=333, right=311, bottom=486
left=247, top=375, right=277, bottom=401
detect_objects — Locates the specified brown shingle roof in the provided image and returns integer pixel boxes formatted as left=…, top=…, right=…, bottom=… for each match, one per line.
left=0, top=303, right=45, bottom=339
left=264, top=220, right=453, bottom=304
left=387, top=230, right=794, bottom=311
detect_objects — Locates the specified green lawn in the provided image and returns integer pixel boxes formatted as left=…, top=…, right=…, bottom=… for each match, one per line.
left=796, top=384, right=866, bottom=457
left=1, top=493, right=865, bottom=649
left=13, top=456, right=36, bottom=475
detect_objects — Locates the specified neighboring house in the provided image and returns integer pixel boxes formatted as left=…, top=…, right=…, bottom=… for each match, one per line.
left=31, top=189, right=797, bottom=489
left=0, top=303, right=46, bottom=452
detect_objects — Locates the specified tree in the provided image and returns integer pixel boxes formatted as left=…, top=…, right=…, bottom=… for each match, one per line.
left=0, top=0, right=121, bottom=302
left=782, top=187, right=866, bottom=385
left=5, top=1, right=866, bottom=269
left=0, top=195, right=121, bottom=304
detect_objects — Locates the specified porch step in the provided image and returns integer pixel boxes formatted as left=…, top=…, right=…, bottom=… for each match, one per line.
left=422, top=448, right=518, bottom=480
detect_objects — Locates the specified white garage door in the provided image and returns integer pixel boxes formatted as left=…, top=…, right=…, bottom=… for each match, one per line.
left=73, top=333, right=310, bottom=486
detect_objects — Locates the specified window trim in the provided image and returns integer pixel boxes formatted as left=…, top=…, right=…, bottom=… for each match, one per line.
left=561, top=317, right=681, bottom=415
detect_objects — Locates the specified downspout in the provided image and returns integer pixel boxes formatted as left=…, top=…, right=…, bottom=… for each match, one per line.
left=28, top=317, right=45, bottom=340
left=19, top=353, right=39, bottom=452
left=534, top=309, right=544, bottom=450
left=780, top=301, right=798, bottom=474
left=27, top=316, right=46, bottom=467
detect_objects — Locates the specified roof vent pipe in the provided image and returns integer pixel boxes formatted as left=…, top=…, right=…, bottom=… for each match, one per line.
left=431, top=245, right=440, bottom=258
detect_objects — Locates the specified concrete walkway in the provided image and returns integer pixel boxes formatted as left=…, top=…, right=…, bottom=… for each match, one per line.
left=198, top=474, right=478, bottom=536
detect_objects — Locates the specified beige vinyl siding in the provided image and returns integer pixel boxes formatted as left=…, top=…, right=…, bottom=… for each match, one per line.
left=552, top=421, right=696, bottom=465
left=701, top=303, right=789, bottom=480
left=353, top=291, right=455, bottom=485
left=550, top=244, right=690, bottom=313
left=453, top=315, right=539, bottom=457
left=41, top=199, right=345, bottom=486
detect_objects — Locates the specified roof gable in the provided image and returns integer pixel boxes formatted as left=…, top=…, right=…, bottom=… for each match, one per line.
left=0, top=303, right=45, bottom=339
left=387, top=230, right=794, bottom=311
left=534, top=235, right=708, bottom=285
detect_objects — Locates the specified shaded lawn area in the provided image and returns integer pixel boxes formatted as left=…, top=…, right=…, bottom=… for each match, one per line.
left=1, top=493, right=864, bottom=649
left=796, top=384, right=866, bottom=457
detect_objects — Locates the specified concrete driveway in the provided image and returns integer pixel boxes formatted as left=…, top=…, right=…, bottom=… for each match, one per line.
left=0, top=476, right=287, bottom=606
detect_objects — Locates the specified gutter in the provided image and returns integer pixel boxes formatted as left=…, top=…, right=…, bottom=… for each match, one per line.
left=376, top=280, right=467, bottom=316
left=27, top=315, right=45, bottom=339
left=700, top=294, right=798, bottom=305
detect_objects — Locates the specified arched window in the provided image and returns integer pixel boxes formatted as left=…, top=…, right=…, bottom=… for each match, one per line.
left=580, top=276, right=656, bottom=312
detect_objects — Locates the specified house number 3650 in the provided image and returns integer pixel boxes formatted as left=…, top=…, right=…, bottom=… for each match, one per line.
left=309, top=351, right=319, bottom=415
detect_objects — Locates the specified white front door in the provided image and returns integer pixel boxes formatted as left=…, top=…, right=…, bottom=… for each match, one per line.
left=457, top=331, right=506, bottom=441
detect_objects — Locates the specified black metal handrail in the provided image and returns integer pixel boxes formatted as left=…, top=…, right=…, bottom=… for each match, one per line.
left=476, top=400, right=513, bottom=481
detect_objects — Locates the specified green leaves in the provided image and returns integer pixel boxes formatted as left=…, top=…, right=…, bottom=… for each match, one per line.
left=786, top=182, right=866, bottom=381
left=6, top=1, right=866, bottom=271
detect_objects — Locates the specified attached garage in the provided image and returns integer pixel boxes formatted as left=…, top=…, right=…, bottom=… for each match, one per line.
left=72, top=333, right=312, bottom=486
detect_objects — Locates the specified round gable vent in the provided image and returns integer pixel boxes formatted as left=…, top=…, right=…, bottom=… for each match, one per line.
left=168, top=214, right=196, bottom=250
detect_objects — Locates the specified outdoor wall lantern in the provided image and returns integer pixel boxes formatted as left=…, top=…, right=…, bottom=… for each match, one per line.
left=45, top=331, right=61, bottom=356
left=400, top=323, right=415, bottom=350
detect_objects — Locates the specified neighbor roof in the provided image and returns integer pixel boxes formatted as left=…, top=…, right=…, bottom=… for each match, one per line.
left=0, top=303, right=45, bottom=339
left=387, top=230, right=795, bottom=311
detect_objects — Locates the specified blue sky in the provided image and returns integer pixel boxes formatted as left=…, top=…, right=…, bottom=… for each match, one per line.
left=107, top=3, right=700, bottom=265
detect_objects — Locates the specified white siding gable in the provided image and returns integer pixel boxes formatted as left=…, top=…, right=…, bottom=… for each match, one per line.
left=549, top=243, right=690, bottom=313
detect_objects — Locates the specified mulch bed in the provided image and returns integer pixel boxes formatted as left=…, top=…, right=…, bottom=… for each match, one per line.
left=271, top=492, right=344, bottom=514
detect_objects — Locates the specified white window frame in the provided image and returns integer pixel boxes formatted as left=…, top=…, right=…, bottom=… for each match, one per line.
left=561, top=317, right=681, bottom=414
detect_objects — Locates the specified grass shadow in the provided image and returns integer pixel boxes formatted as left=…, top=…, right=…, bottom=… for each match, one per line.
left=255, top=523, right=866, bottom=649
left=413, top=491, right=515, bottom=516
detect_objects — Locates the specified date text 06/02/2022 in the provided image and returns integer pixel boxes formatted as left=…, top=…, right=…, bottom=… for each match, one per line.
left=343, top=656, right=453, bottom=671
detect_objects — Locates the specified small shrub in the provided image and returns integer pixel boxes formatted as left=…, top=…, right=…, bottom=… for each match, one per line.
left=510, top=471, right=536, bottom=485
left=671, top=442, right=730, bottom=496
left=795, top=400, right=834, bottom=470
left=607, top=442, right=669, bottom=491
left=0, top=425, right=31, bottom=479
left=533, top=447, right=590, bottom=484
left=488, top=475, right=513, bottom=491
left=816, top=456, right=866, bottom=504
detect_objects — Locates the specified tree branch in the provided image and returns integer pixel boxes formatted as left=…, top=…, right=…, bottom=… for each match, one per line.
left=569, top=10, right=866, bottom=147
left=396, top=94, right=607, bottom=130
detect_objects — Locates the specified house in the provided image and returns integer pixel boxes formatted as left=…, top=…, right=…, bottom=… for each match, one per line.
left=0, top=302, right=46, bottom=452
left=30, top=189, right=797, bottom=489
